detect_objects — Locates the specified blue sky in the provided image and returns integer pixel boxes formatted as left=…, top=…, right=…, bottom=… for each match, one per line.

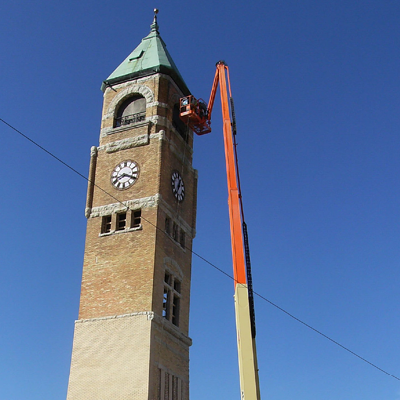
left=1, top=1, right=400, bottom=399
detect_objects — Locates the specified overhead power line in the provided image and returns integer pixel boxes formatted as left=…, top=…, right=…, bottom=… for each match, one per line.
left=1, top=117, right=399, bottom=382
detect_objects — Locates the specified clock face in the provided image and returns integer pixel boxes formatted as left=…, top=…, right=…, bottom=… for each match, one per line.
left=171, top=171, right=185, bottom=202
left=111, top=160, right=139, bottom=190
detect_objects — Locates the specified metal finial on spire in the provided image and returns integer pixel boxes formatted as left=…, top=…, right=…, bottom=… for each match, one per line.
left=151, top=8, right=159, bottom=33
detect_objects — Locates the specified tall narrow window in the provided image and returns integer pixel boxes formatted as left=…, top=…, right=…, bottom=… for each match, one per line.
left=132, top=209, right=141, bottom=228
left=101, top=215, right=112, bottom=234
left=163, top=270, right=181, bottom=327
left=162, top=287, right=170, bottom=319
left=172, top=222, right=178, bottom=241
left=172, top=295, right=180, bottom=326
left=179, top=230, right=185, bottom=249
left=173, top=280, right=181, bottom=294
left=116, top=212, right=126, bottom=231
left=165, top=216, right=171, bottom=235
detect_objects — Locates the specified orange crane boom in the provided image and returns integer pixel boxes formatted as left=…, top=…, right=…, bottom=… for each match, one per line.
left=180, top=61, right=261, bottom=400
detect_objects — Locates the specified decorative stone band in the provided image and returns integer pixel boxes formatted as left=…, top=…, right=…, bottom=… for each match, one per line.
left=74, top=311, right=192, bottom=347
left=150, top=130, right=166, bottom=140
left=75, top=311, right=155, bottom=324
left=87, top=194, right=195, bottom=239
left=98, top=127, right=193, bottom=165
left=98, top=133, right=150, bottom=153
left=147, top=100, right=169, bottom=108
left=100, top=114, right=194, bottom=152
left=88, top=194, right=160, bottom=218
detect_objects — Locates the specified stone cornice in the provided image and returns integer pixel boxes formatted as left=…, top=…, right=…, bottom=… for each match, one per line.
left=75, top=310, right=192, bottom=348
left=88, top=195, right=159, bottom=218
left=98, top=133, right=150, bottom=153
left=75, top=311, right=154, bottom=324
left=153, top=313, right=192, bottom=347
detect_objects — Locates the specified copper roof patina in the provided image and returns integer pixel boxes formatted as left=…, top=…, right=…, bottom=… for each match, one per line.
left=101, top=11, right=190, bottom=95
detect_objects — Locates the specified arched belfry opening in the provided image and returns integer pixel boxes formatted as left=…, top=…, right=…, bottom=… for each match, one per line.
left=114, top=95, right=146, bottom=127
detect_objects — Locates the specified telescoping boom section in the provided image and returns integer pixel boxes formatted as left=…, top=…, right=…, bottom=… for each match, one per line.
left=180, top=61, right=261, bottom=400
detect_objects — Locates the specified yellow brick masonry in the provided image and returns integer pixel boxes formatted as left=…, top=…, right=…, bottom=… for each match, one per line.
left=67, top=313, right=152, bottom=400
left=67, top=312, right=191, bottom=400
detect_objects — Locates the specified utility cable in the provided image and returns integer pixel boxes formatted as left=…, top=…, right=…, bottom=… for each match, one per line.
left=1, top=116, right=399, bottom=382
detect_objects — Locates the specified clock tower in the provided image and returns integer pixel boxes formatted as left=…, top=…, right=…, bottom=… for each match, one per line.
left=66, top=11, right=197, bottom=400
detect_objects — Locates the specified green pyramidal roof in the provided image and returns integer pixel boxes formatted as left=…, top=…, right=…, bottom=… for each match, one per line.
left=101, top=15, right=190, bottom=95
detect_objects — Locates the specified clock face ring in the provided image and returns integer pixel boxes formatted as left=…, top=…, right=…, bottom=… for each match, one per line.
left=111, top=160, right=139, bottom=190
left=171, top=170, right=185, bottom=202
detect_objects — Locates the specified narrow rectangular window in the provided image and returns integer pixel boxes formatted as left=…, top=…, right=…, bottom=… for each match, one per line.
left=163, top=271, right=181, bottom=327
left=162, top=288, right=170, bottom=319
left=174, top=280, right=181, bottom=294
left=172, top=295, right=180, bottom=326
left=172, top=222, right=178, bottom=241
left=116, top=212, right=126, bottom=231
left=165, top=216, right=171, bottom=235
left=132, top=209, right=141, bottom=228
left=179, top=230, right=185, bottom=249
left=101, top=215, right=112, bottom=233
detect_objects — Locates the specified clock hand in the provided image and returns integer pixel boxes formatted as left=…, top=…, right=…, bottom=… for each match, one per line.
left=117, top=172, right=137, bottom=180
left=113, top=173, right=127, bottom=182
